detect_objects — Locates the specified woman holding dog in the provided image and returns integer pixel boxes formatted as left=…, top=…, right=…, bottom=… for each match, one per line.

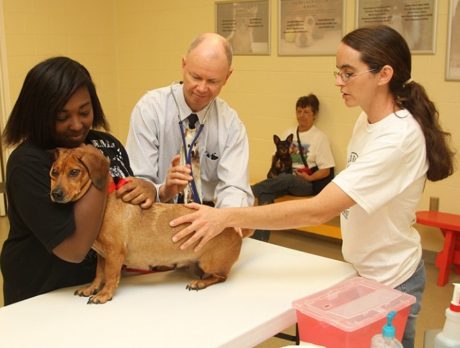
left=170, top=25, right=455, bottom=348
left=251, top=94, right=335, bottom=241
left=0, top=57, right=154, bottom=305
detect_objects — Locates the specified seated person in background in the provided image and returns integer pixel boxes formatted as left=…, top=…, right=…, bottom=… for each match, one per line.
left=251, top=94, right=335, bottom=241
left=0, top=56, right=154, bottom=305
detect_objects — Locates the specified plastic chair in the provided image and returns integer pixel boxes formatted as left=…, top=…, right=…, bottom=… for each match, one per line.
left=416, top=211, right=460, bottom=286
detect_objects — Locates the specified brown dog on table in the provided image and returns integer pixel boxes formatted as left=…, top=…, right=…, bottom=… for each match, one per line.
left=49, top=146, right=250, bottom=304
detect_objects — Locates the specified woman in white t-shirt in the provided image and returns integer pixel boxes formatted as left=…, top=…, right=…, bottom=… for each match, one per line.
left=251, top=94, right=335, bottom=241
left=170, top=25, right=455, bottom=348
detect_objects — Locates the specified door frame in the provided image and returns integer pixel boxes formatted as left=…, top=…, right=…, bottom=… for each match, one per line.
left=0, top=0, right=10, bottom=216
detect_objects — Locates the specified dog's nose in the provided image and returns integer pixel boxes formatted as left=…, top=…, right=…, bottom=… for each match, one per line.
left=51, top=188, right=65, bottom=202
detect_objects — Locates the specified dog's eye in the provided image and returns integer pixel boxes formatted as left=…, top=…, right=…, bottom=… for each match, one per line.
left=50, top=168, right=58, bottom=177
left=69, top=169, right=81, bottom=177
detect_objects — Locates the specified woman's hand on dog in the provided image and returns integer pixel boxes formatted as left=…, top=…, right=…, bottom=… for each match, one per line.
left=159, top=154, right=192, bottom=202
left=116, top=177, right=156, bottom=209
left=170, top=203, right=231, bottom=251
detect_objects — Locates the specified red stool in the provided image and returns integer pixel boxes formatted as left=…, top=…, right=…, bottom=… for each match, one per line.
left=416, top=210, right=460, bottom=286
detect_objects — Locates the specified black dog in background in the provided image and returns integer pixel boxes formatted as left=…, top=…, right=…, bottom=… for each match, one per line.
left=267, top=134, right=294, bottom=178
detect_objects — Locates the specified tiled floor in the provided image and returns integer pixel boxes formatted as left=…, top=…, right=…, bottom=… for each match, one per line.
left=0, top=218, right=458, bottom=347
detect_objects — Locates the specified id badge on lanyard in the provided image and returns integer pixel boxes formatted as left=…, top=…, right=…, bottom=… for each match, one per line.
left=178, top=119, right=204, bottom=204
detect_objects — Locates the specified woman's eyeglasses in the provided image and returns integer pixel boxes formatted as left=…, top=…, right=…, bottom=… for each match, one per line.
left=333, top=69, right=376, bottom=83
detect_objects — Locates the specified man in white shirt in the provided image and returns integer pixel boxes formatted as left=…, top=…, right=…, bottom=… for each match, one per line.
left=126, top=33, right=253, bottom=208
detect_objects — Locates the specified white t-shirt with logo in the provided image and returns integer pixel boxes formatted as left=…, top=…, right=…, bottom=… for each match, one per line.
left=282, top=125, right=335, bottom=170
left=333, top=109, right=428, bottom=287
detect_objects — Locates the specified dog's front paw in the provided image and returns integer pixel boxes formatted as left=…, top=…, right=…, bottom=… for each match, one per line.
left=87, top=294, right=113, bottom=304
left=74, top=286, right=99, bottom=297
left=86, top=288, right=114, bottom=304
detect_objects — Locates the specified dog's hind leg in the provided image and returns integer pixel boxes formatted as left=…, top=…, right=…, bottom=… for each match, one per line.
left=186, top=273, right=227, bottom=291
left=186, top=233, right=242, bottom=291
left=75, top=254, right=106, bottom=297
left=87, top=249, right=126, bottom=304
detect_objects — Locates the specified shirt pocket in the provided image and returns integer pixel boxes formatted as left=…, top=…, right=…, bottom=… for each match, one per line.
left=200, top=150, right=220, bottom=181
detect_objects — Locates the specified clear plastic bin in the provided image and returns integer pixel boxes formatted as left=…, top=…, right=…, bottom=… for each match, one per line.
left=292, top=277, right=416, bottom=348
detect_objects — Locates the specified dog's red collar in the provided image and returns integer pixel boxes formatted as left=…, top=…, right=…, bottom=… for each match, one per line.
left=107, top=178, right=129, bottom=193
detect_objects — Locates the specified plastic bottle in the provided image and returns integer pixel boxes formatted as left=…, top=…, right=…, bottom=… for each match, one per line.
left=434, top=283, right=460, bottom=348
left=370, top=310, right=403, bottom=348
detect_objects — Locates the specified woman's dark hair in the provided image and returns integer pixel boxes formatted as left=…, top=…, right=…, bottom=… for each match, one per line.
left=2, top=56, right=109, bottom=148
left=342, top=25, right=455, bottom=181
left=296, top=94, right=320, bottom=115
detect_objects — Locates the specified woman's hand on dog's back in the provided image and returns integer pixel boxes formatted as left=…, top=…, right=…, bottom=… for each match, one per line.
left=170, top=203, right=231, bottom=251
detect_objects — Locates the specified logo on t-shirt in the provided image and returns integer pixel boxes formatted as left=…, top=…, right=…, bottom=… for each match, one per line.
left=348, top=152, right=358, bottom=164
left=290, top=142, right=310, bottom=166
left=89, top=139, right=130, bottom=178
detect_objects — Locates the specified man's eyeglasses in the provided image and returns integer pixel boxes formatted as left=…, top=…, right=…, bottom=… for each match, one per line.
left=333, top=69, right=376, bottom=83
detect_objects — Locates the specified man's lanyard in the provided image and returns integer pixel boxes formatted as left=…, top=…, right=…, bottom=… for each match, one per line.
left=178, top=119, right=204, bottom=204
left=170, top=82, right=214, bottom=204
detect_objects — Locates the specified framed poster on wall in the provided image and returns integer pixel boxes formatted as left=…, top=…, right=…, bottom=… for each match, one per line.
left=446, top=0, right=460, bottom=80
left=278, top=0, right=345, bottom=56
left=356, top=0, right=437, bottom=54
left=215, top=0, right=270, bottom=55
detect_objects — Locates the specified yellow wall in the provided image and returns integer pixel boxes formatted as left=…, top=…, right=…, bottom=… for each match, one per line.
left=2, top=0, right=118, bottom=133
left=2, top=0, right=459, bottom=251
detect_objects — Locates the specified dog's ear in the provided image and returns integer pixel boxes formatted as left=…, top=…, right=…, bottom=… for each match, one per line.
left=273, top=135, right=280, bottom=144
left=49, top=148, right=58, bottom=161
left=48, top=148, right=63, bottom=162
left=49, top=148, right=70, bottom=176
left=286, top=133, right=294, bottom=143
left=74, top=146, right=110, bottom=190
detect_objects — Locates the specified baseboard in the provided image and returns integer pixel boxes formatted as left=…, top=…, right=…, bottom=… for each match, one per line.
left=422, top=249, right=437, bottom=265
left=285, top=228, right=438, bottom=266
left=284, top=229, right=342, bottom=245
